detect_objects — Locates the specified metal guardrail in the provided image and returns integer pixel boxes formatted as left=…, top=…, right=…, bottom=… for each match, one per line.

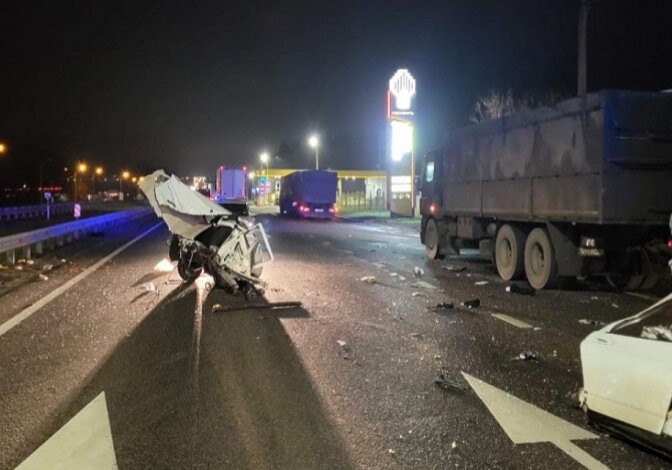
left=0, top=207, right=152, bottom=264
left=0, top=203, right=76, bottom=222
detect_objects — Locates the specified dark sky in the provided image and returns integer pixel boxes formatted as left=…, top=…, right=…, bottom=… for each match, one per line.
left=2, top=0, right=672, bottom=183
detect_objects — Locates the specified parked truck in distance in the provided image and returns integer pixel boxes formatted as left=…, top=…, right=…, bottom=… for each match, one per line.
left=420, top=90, right=672, bottom=290
left=279, top=170, right=337, bottom=219
left=215, top=166, right=246, bottom=203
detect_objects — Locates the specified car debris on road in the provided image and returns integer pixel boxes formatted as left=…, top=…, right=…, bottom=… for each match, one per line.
left=427, top=302, right=454, bottom=312
left=579, top=292, right=672, bottom=458
left=462, top=298, right=480, bottom=309
left=505, top=283, right=535, bottom=295
left=139, top=169, right=273, bottom=297
left=441, top=264, right=466, bottom=272
left=360, top=276, right=377, bottom=284
left=413, top=266, right=424, bottom=277
left=517, top=350, right=539, bottom=360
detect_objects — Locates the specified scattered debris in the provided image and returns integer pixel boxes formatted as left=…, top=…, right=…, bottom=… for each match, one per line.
left=533, top=327, right=543, bottom=331
left=26, top=259, right=35, bottom=265
left=590, top=296, right=600, bottom=301
left=428, top=302, right=454, bottom=312
left=474, top=281, right=489, bottom=286
left=413, top=266, right=424, bottom=277
left=410, top=332, right=421, bottom=338
left=212, top=301, right=302, bottom=313
left=360, top=276, right=377, bottom=284
left=611, top=303, right=619, bottom=309
left=42, top=264, right=53, bottom=271
left=517, top=350, right=539, bottom=361
left=641, top=325, right=672, bottom=342
left=153, top=258, right=175, bottom=272
left=15, top=266, right=23, bottom=271
left=411, top=292, right=423, bottom=297
left=398, top=275, right=406, bottom=281
left=451, top=441, right=458, bottom=450
left=461, top=298, right=480, bottom=309
left=18, top=259, right=26, bottom=265
left=578, top=319, right=606, bottom=326
left=336, top=339, right=348, bottom=347
left=142, top=282, right=157, bottom=292
left=38, top=274, right=49, bottom=281
left=505, top=283, right=536, bottom=295
left=435, top=373, right=467, bottom=392
left=410, top=280, right=436, bottom=290
left=387, top=449, right=396, bottom=456
left=390, top=272, right=398, bottom=277
left=60, top=258, right=67, bottom=263
left=441, top=264, right=466, bottom=272
left=433, top=354, right=442, bottom=360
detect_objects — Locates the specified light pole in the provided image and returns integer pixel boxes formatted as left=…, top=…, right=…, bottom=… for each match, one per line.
left=308, top=135, right=319, bottom=170
left=259, top=152, right=269, bottom=205
left=92, top=166, right=103, bottom=196
left=120, top=171, right=130, bottom=200
left=73, top=162, right=88, bottom=201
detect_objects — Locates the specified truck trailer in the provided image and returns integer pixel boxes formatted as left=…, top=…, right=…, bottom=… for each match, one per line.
left=279, top=170, right=337, bottom=219
left=420, top=90, right=672, bottom=290
left=215, top=166, right=246, bottom=202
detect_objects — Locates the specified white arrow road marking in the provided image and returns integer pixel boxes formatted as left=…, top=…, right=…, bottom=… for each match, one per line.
left=462, top=372, right=609, bottom=470
left=0, top=222, right=163, bottom=337
left=16, top=392, right=118, bottom=470
left=491, top=313, right=533, bottom=329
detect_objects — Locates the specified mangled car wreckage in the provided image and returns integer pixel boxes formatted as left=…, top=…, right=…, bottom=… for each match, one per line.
left=579, top=293, right=672, bottom=459
left=139, top=170, right=273, bottom=295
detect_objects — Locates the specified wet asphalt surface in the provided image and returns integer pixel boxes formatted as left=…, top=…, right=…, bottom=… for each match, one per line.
left=0, top=212, right=670, bottom=469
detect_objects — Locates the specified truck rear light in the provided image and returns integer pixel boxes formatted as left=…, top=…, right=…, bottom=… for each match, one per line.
left=328, top=207, right=335, bottom=213
left=300, top=205, right=309, bottom=212
left=667, top=239, right=672, bottom=249
left=292, top=201, right=298, bottom=207
left=429, top=204, right=435, bottom=214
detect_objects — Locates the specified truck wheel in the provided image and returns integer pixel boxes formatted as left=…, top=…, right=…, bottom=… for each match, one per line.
left=524, top=228, right=558, bottom=289
left=424, top=218, right=441, bottom=259
left=494, top=224, right=525, bottom=280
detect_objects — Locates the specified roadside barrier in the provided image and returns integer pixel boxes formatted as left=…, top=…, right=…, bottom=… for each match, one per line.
left=0, top=203, right=75, bottom=222
left=0, top=207, right=152, bottom=264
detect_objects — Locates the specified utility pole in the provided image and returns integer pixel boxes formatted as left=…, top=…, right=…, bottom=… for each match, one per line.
left=577, top=0, right=591, bottom=96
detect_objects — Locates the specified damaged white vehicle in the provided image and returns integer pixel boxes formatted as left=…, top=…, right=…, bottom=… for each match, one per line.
left=579, top=293, right=672, bottom=459
left=139, top=170, right=273, bottom=296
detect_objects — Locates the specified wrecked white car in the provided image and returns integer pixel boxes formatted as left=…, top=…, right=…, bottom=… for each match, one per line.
left=579, top=293, right=672, bottom=459
left=139, top=170, right=272, bottom=296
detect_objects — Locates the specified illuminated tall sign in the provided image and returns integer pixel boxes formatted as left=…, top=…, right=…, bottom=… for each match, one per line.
left=387, top=69, right=416, bottom=217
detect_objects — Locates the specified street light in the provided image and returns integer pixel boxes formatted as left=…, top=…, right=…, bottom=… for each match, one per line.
left=0, top=142, right=7, bottom=155
left=259, top=152, right=269, bottom=205
left=308, top=135, right=319, bottom=170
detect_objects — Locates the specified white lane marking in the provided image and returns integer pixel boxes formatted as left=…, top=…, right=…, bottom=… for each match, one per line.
left=491, top=313, right=533, bottom=329
left=462, top=373, right=607, bottom=470
left=16, top=392, right=118, bottom=470
left=624, top=292, right=659, bottom=302
left=0, top=222, right=163, bottom=337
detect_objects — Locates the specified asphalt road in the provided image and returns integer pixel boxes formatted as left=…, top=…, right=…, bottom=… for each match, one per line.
left=0, top=212, right=670, bottom=469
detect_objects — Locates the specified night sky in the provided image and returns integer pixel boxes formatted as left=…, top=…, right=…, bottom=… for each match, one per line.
left=2, top=0, right=672, bottom=185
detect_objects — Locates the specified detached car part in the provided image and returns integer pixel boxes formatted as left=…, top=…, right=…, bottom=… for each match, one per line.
left=139, top=170, right=273, bottom=293
left=579, top=293, right=672, bottom=459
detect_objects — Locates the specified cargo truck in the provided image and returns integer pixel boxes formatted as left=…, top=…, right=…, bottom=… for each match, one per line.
left=215, top=166, right=246, bottom=202
left=279, top=170, right=337, bottom=219
left=420, top=90, right=672, bottom=290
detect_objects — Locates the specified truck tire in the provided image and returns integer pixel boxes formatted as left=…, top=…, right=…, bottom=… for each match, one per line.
left=494, top=224, right=525, bottom=280
left=424, top=218, right=441, bottom=259
left=524, top=228, right=558, bottom=289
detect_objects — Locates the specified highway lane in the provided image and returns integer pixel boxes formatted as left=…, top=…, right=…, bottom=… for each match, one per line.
left=0, top=213, right=669, bottom=469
